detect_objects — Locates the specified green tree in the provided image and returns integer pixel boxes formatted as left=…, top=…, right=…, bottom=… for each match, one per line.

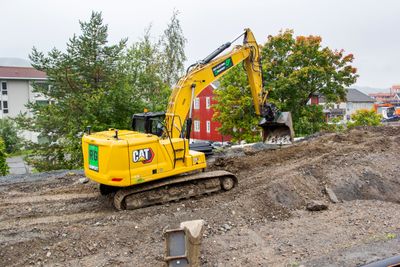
left=262, top=30, right=358, bottom=122
left=159, top=10, right=187, bottom=87
left=125, top=12, right=186, bottom=112
left=213, top=65, right=261, bottom=142
left=17, top=11, right=138, bottom=171
left=348, top=109, right=382, bottom=127
left=0, top=138, right=9, bottom=176
left=125, top=27, right=170, bottom=111
left=294, top=105, right=326, bottom=136
left=214, top=29, right=358, bottom=139
left=0, top=118, right=22, bottom=154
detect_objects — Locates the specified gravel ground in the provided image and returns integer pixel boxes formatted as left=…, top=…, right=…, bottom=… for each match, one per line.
left=1, top=126, right=400, bottom=266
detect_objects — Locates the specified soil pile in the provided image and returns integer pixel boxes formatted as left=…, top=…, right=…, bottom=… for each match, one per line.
left=1, top=126, right=400, bottom=266
left=212, top=126, right=400, bottom=210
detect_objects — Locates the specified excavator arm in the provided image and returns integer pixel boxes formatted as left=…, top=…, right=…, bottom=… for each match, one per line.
left=164, top=29, right=293, bottom=142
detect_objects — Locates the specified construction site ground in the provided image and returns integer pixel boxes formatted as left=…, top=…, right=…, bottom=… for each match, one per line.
left=1, top=126, right=400, bottom=266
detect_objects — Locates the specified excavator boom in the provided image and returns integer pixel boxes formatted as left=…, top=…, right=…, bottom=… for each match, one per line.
left=165, top=28, right=293, bottom=142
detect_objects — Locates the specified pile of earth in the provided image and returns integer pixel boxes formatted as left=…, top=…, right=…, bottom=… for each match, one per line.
left=1, top=126, right=400, bottom=266
left=211, top=126, right=400, bottom=211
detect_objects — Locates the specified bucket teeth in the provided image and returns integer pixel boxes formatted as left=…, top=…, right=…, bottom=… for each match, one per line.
left=259, top=112, right=294, bottom=144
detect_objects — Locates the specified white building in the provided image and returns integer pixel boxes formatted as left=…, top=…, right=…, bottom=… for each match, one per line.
left=0, top=61, right=47, bottom=141
left=319, top=88, right=376, bottom=121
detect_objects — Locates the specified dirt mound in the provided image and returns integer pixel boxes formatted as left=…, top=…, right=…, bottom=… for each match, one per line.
left=211, top=126, right=400, bottom=210
left=1, top=126, right=400, bottom=266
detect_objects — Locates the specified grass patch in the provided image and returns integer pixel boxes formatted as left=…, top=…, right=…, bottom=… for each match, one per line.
left=8, top=149, right=33, bottom=158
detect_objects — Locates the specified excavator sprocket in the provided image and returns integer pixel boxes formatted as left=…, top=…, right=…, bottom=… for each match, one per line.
left=113, top=170, right=237, bottom=210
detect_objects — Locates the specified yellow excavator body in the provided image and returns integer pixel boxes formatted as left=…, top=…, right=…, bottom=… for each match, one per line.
left=82, top=130, right=206, bottom=188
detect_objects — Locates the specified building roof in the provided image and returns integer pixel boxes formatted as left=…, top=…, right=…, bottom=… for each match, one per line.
left=346, top=88, right=375, bottom=103
left=369, top=93, right=394, bottom=97
left=0, top=66, right=47, bottom=80
left=318, top=88, right=375, bottom=103
left=392, top=84, right=400, bottom=90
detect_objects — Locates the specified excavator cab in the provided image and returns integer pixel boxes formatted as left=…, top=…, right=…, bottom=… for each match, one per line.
left=132, top=111, right=165, bottom=137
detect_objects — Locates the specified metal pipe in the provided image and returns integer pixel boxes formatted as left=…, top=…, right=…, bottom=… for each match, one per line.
left=186, top=84, right=196, bottom=140
left=200, top=42, right=231, bottom=65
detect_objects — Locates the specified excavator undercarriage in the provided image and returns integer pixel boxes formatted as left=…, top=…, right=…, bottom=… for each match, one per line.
left=111, top=170, right=237, bottom=210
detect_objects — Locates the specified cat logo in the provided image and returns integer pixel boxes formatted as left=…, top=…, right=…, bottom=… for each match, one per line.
left=133, top=148, right=154, bottom=163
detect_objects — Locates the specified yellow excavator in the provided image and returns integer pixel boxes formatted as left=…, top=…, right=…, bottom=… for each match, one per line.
left=82, top=29, right=294, bottom=210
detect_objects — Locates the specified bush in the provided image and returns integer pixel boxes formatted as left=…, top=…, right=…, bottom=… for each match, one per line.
left=294, top=105, right=327, bottom=136
left=0, top=138, right=9, bottom=176
left=0, top=118, right=23, bottom=154
left=323, top=116, right=346, bottom=133
left=348, top=109, right=382, bottom=127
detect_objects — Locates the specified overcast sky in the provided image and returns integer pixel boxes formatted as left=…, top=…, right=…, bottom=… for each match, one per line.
left=1, top=0, right=399, bottom=89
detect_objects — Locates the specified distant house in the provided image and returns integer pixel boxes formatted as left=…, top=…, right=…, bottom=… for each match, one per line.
left=190, top=84, right=231, bottom=142
left=0, top=66, right=47, bottom=118
left=0, top=61, right=48, bottom=141
left=317, top=88, right=376, bottom=120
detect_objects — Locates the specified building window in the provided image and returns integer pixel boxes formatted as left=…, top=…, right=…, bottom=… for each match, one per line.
left=1, top=82, right=7, bottom=95
left=206, top=121, right=211, bottom=133
left=3, top=101, right=8, bottom=114
left=194, top=98, right=200, bottom=110
left=206, top=97, right=211, bottom=109
left=194, top=120, right=200, bottom=132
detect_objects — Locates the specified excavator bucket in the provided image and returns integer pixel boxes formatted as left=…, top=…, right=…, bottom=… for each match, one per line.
left=259, top=112, right=294, bottom=144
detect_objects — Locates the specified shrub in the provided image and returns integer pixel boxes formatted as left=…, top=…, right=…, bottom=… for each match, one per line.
left=348, top=109, right=382, bottom=127
left=294, top=105, right=327, bottom=136
left=0, top=118, right=23, bottom=154
left=0, top=138, right=9, bottom=176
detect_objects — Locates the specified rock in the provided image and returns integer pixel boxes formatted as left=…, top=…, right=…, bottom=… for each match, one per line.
left=325, top=186, right=339, bottom=203
left=306, top=200, right=328, bottom=211
left=222, top=224, right=232, bottom=231
left=243, top=147, right=256, bottom=156
left=46, top=251, right=52, bottom=257
left=79, top=177, right=89, bottom=184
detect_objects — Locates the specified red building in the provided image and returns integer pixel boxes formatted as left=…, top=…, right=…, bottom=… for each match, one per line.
left=190, top=84, right=231, bottom=142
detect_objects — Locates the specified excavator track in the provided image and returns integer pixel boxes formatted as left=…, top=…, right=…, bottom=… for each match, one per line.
left=113, top=170, right=237, bottom=210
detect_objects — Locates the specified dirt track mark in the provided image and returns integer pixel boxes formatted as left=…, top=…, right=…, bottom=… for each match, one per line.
left=0, top=192, right=99, bottom=205
left=0, top=212, right=108, bottom=230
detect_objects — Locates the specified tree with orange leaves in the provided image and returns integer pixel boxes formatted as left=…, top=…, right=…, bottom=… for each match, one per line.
left=262, top=30, right=358, bottom=118
left=214, top=29, right=358, bottom=139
